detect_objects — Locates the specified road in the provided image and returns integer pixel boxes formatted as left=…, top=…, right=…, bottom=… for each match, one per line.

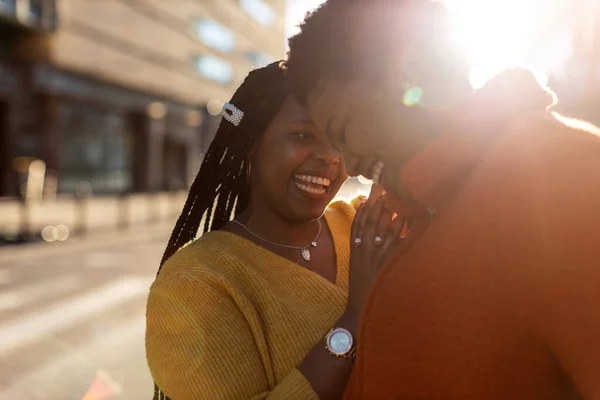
left=0, top=223, right=170, bottom=400
left=0, top=179, right=368, bottom=400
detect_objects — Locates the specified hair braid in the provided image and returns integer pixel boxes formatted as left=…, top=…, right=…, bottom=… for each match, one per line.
left=152, top=61, right=288, bottom=400
left=156, top=61, right=288, bottom=274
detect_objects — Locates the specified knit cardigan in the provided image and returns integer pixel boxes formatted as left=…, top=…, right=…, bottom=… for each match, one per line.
left=146, top=199, right=356, bottom=399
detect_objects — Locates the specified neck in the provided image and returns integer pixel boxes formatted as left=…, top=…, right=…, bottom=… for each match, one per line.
left=237, top=207, right=320, bottom=247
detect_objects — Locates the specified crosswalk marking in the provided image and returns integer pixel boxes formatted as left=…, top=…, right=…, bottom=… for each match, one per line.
left=0, top=274, right=83, bottom=313
left=0, top=276, right=153, bottom=355
left=0, top=268, right=14, bottom=285
left=2, top=315, right=147, bottom=399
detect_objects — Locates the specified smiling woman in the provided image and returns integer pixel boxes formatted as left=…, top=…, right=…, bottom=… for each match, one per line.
left=145, top=61, right=405, bottom=400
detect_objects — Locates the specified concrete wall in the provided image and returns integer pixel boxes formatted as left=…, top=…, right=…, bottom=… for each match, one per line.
left=34, top=0, right=287, bottom=105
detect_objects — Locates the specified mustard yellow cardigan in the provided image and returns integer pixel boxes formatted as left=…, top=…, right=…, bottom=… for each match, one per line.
left=146, top=199, right=357, bottom=399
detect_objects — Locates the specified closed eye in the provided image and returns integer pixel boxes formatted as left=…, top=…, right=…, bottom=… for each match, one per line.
left=293, top=131, right=314, bottom=140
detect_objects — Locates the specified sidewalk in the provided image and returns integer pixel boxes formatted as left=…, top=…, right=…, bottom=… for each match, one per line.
left=0, top=191, right=187, bottom=238
left=0, top=218, right=177, bottom=264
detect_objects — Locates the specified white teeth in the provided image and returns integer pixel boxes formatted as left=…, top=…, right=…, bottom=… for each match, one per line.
left=295, top=181, right=326, bottom=195
left=371, top=161, right=385, bottom=184
left=293, top=174, right=331, bottom=187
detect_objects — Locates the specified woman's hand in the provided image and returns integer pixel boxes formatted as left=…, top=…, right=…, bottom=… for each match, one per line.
left=346, top=184, right=406, bottom=317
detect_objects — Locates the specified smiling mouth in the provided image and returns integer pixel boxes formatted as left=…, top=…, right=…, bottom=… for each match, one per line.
left=293, top=174, right=332, bottom=196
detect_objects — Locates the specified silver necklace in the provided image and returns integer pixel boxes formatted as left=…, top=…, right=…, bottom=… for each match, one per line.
left=230, top=219, right=322, bottom=262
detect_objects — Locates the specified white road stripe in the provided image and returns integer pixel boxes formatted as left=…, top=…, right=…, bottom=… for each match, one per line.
left=0, top=268, right=15, bottom=285
left=1, top=314, right=148, bottom=399
left=0, top=276, right=152, bottom=355
left=0, top=274, right=83, bottom=313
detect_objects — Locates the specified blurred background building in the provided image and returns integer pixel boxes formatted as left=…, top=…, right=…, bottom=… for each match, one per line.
left=0, top=0, right=286, bottom=240
left=0, top=0, right=599, bottom=241
left=0, top=0, right=285, bottom=199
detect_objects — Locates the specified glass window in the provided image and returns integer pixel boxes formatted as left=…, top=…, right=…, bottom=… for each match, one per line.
left=244, top=51, right=273, bottom=67
left=58, top=104, right=132, bottom=194
left=240, top=0, right=276, bottom=26
left=194, top=19, right=236, bottom=53
left=0, top=0, right=16, bottom=14
left=29, top=0, right=43, bottom=20
left=194, top=55, right=234, bottom=85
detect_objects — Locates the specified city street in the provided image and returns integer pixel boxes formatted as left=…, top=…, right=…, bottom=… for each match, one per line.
left=0, top=223, right=172, bottom=400
left=0, top=180, right=368, bottom=400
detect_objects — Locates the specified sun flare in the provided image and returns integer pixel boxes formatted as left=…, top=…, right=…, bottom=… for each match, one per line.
left=445, top=0, right=575, bottom=88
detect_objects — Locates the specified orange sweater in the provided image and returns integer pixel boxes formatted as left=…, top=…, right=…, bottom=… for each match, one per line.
left=345, top=71, right=600, bottom=399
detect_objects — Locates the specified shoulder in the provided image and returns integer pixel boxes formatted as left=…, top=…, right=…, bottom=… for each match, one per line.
left=327, top=194, right=365, bottom=218
left=156, top=231, right=245, bottom=280
left=482, top=111, right=600, bottom=195
left=149, top=231, right=250, bottom=308
left=325, top=195, right=363, bottom=231
left=147, top=233, right=245, bottom=332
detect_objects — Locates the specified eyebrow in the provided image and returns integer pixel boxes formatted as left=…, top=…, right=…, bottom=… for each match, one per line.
left=325, top=117, right=335, bottom=138
left=292, top=118, right=314, bottom=124
left=326, top=115, right=348, bottom=141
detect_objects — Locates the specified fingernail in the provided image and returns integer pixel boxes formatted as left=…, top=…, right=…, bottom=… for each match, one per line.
left=353, top=237, right=363, bottom=246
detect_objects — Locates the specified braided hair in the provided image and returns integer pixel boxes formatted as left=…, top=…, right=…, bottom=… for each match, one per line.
left=153, top=61, right=288, bottom=400
left=157, top=61, right=288, bottom=274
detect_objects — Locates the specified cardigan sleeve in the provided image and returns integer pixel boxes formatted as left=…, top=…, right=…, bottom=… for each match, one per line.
left=145, top=272, right=319, bottom=400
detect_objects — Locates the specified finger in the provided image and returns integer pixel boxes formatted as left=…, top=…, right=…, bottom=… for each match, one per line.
left=350, top=198, right=368, bottom=247
left=373, top=207, right=393, bottom=247
left=361, top=194, right=387, bottom=249
left=377, top=216, right=407, bottom=263
left=355, top=156, right=379, bottom=182
left=368, top=183, right=385, bottom=202
left=356, top=184, right=385, bottom=233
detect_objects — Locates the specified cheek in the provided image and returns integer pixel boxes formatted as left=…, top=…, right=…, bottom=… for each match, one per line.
left=253, top=141, right=308, bottom=185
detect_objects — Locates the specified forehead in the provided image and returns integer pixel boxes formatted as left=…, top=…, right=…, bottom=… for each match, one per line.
left=306, top=80, right=364, bottom=129
left=268, top=95, right=312, bottom=129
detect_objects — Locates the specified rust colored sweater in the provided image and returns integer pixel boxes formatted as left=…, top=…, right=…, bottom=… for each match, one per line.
left=344, top=71, right=600, bottom=400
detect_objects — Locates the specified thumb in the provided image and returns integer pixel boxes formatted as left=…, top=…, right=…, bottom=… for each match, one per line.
left=369, top=183, right=385, bottom=201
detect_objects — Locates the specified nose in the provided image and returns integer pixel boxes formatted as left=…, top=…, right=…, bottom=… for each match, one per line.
left=313, top=145, right=342, bottom=166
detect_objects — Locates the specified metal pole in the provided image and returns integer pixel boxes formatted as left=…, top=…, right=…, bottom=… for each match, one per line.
left=118, top=191, right=130, bottom=230
left=74, top=181, right=91, bottom=237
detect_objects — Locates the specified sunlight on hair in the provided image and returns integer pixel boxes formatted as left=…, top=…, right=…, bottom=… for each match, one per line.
left=444, top=0, right=573, bottom=89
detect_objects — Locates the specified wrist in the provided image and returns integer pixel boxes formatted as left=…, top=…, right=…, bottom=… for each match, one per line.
left=337, top=308, right=360, bottom=337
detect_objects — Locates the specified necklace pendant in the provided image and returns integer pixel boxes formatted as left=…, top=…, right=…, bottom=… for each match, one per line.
left=301, top=248, right=311, bottom=262
left=311, top=241, right=317, bottom=247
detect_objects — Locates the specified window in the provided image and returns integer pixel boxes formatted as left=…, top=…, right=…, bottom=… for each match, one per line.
left=244, top=51, right=273, bottom=68
left=0, top=0, right=16, bottom=13
left=29, top=0, right=43, bottom=20
left=240, top=0, right=276, bottom=26
left=194, top=55, right=234, bottom=85
left=194, top=19, right=235, bottom=53
left=58, top=104, right=132, bottom=194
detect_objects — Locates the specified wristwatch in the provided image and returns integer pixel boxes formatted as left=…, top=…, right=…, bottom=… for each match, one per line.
left=325, top=327, right=356, bottom=360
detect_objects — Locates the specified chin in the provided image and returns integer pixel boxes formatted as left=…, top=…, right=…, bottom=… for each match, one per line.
left=289, top=205, right=328, bottom=223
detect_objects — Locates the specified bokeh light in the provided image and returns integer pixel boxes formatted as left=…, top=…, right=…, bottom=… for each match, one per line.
left=207, top=99, right=224, bottom=116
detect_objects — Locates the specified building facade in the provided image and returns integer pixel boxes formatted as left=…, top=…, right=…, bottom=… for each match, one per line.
left=0, top=0, right=286, bottom=198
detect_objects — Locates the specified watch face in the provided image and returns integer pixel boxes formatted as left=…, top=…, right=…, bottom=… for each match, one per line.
left=328, top=328, right=353, bottom=355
